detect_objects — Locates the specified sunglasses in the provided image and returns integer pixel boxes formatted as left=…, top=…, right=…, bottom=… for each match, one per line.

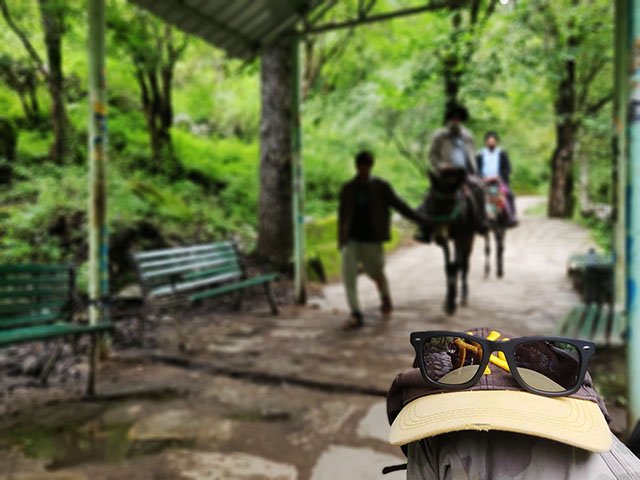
left=411, top=330, right=596, bottom=397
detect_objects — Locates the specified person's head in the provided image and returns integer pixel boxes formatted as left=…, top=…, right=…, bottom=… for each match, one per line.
left=485, top=131, right=500, bottom=149
left=355, top=150, right=374, bottom=179
left=444, top=104, right=470, bottom=127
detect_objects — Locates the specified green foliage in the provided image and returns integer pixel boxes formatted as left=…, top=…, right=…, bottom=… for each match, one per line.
left=0, top=0, right=616, bottom=290
left=305, top=214, right=403, bottom=282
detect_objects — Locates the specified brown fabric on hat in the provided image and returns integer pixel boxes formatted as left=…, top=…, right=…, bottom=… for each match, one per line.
left=387, top=327, right=612, bottom=452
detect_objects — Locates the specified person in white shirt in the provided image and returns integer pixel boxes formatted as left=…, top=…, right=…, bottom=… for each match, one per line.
left=476, top=131, right=517, bottom=226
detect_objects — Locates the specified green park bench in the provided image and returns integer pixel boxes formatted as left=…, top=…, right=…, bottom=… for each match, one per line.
left=557, top=251, right=625, bottom=347
left=0, top=264, right=113, bottom=393
left=132, top=241, right=279, bottom=339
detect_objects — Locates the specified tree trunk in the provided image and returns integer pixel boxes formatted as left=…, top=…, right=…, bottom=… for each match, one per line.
left=257, top=40, right=294, bottom=269
left=38, top=0, right=68, bottom=164
left=442, top=12, right=464, bottom=112
left=548, top=122, right=577, bottom=217
left=548, top=51, right=578, bottom=218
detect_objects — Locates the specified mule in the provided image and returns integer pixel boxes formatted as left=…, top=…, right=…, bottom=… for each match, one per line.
left=422, top=167, right=477, bottom=315
left=483, top=177, right=510, bottom=278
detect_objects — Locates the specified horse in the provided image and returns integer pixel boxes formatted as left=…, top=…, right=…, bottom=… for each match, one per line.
left=482, top=177, right=510, bottom=278
left=421, top=167, right=477, bottom=315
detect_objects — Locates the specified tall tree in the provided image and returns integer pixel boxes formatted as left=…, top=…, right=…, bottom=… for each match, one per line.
left=0, top=0, right=70, bottom=163
left=109, top=4, right=188, bottom=175
left=517, top=0, right=612, bottom=217
left=257, top=39, right=295, bottom=269
left=0, top=53, right=41, bottom=125
left=438, top=0, right=497, bottom=111
left=383, top=0, right=498, bottom=172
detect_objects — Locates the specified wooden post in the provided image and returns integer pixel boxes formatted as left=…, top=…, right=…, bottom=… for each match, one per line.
left=88, top=0, right=108, bottom=388
left=626, top=0, right=640, bottom=432
left=614, top=0, right=629, bottom=317
left=292, top=38, right=306, bottom=304
left=88, top=0, right=108, bottom=327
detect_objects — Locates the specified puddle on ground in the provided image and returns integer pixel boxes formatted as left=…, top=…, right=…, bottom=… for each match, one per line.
left=0, top=419, right=193, bottom=470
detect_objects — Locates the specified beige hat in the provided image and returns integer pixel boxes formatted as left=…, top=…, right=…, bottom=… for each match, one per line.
left=387, top=328, right=613, bottom=453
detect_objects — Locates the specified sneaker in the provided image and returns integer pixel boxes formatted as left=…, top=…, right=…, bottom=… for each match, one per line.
left=342, top=311, right=364, bottom=330
left=508, top=218, right=519, bottom=228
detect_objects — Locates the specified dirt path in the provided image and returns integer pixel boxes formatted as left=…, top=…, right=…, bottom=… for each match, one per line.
left=0, top=196, right=599, bottom=480
left=318, top=196, right=594, bottom=335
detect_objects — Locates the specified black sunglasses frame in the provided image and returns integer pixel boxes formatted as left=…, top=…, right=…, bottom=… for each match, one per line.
left=410, top=331, right=596, bottom=398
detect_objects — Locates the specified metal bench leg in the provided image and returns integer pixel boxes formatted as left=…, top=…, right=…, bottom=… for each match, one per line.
left=264, top=282, right=279, bottom=315
left=87, top=334, right=98, bottom=397
left=39, top=338, right=64, bottom=386
left=136, top=308, right=149, bottom=346
left=234, top=290, right=245, bottom=311
left=172, top=308, right=189, bottom=353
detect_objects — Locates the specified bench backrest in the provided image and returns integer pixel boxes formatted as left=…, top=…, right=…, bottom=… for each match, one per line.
left=132, top=242, right=244, bottom=298
left=0, top=264, right=75, bottom=329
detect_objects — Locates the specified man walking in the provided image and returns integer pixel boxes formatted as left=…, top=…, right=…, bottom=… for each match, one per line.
left=476, top=131, right=518, bottom=226
left=338, top=151, right=426, bottom=330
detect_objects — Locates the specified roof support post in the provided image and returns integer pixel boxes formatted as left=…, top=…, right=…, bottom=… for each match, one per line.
left=291, top=37, right=306, bottom=304
left=88, top=0, right=109, bottom=335
left=614, top=0, right=629, bottom=314
left=626, top=0, right=640, bottom=434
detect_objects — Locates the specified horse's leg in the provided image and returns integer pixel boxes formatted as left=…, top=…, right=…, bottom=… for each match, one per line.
left=459, top=234, right=474, bottom=307
left=497, top=225, right=505, bottom=278
left=441, top=240, right=457, bottom=315
left=484, top=231, right=491, bottom=278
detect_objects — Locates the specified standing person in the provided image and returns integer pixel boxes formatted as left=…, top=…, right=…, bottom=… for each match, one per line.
left=338, top=150, right=426, bottom=330
left=417, top=104, right=488, bottom=242
left=476, top=131, right=518, bottom=226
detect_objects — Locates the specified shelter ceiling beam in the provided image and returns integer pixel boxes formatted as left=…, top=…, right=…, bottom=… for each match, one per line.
left=134, top=0, right=259, bottom=54
left=299, top=0, right=467, bottom=36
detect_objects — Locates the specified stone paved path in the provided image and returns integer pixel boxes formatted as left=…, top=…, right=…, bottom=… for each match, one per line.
left=0, top=197, right=598, bottom=480
left=319, top=196, right=594, bottom=335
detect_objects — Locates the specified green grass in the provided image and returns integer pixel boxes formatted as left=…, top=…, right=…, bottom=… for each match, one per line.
left=306, top=214, right=403, bottom=282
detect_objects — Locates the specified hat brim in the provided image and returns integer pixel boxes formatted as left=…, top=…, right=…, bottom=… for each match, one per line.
left=389, top=390, right=612, bottom=453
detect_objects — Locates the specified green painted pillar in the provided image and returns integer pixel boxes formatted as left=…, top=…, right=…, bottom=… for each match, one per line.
left=88, top=0, right=109, bottom=327
left=292, top=38, right=306, bottom=304
left=615, top=0, right=629, bottom=312
left=627, top=0, right=640, bottom=430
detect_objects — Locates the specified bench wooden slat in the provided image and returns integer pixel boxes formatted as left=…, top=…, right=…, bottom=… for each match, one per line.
left=0, top=322, right=113, bottom=347
left=133, top=242, right=234, bottom=261
left=560, top=305, right=585, bottom=337
left=141, top=257, right=239, bottom=280
left=609, top=311, right=627, bottom=347
left=592, top=304, right=610, bottom=346
left=189, top=274, right=278, bottom=301
left=0, top=264, right=72, bottom=274
left=578, top=304, right=598, bottom=340
left=0, top=312, right=65, bottom=329
left=181, top=264, right=242, bottom=282
left=136, top=250, right=236, bottom=270
left=0, top=288, right=70, bottom=300
left=149, top=270, right=243, bottom=298
left=0, top=276, right=70, bottom=288
left=0, top=300, right=66, bottom=315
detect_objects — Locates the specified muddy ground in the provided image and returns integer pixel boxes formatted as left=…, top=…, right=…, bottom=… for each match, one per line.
left=0, top=197, right=627, bottom=480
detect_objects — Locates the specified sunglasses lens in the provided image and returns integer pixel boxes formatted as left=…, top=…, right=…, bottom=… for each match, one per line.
left=422, top=336, right=484, bottom=385
left=513, top=341, right=581, bottom=393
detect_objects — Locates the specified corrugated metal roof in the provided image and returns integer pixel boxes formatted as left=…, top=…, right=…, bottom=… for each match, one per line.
left=129, top=0, right=326, bottom=59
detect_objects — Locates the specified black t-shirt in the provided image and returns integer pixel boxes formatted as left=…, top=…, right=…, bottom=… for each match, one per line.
left=348, top=183, right=376, bottom=242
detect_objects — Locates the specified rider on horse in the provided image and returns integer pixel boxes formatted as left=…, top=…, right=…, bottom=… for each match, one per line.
left=476, top=131, right=518, bottom=227
left=416, top=104, right=488, bottom=243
